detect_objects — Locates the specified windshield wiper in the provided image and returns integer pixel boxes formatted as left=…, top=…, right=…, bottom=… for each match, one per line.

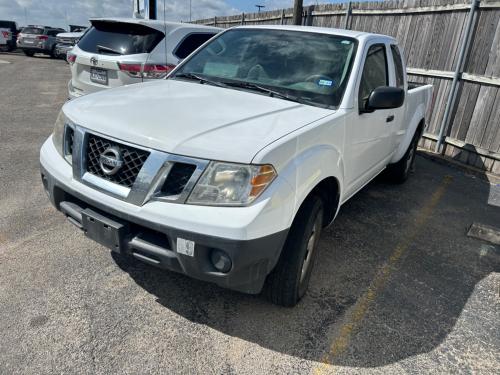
left=173, top=73, right=228, bottom=88
left=96, top=44, right=122, bottom=55
left=224, top=81, right=316, bottom=106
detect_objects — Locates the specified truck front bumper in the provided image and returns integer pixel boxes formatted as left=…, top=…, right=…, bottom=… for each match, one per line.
left=40, top=140, right=289, bottom=294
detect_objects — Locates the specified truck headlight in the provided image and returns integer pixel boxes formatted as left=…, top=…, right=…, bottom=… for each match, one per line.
left=52, top=110, right=73, bottom=164
left=52, top=110, right=66, bottom=157
left=187, top=162, right=277, bottom=206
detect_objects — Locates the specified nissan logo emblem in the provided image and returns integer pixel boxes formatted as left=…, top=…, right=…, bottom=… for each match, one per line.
left=90, top=56, right=98, bottom=66
left=99, top=147, right=123, bottom=176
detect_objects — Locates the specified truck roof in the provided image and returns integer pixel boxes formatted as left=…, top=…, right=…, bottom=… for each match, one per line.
left=234, top=25, right=396, bottom=43
left=89, top=18, right=222, bottom=33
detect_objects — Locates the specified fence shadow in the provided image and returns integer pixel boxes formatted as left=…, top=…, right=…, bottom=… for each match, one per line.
left=112, top=155, right=499, bottom=367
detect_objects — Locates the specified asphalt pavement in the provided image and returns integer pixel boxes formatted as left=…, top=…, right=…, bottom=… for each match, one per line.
left=0, top=52, right=499, bottom=374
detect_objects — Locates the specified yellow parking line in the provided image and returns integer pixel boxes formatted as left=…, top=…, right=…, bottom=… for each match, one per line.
left=312, top=175, right=453, bottom=375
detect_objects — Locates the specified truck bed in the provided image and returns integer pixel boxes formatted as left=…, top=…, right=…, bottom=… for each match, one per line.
left=408, top=81, right=428, bottom=91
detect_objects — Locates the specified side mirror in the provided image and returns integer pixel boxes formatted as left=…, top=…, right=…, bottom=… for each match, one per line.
left=362, top=86, right=405, bottom=113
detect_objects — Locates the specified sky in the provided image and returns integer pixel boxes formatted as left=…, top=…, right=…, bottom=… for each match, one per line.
left=0, top=0, right=341, bottom=29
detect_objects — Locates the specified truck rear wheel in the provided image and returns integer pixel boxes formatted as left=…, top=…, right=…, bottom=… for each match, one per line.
left=265, top=195, right=323, bottom=307
left=386, top=128, right=420, bottom=184
left=23, top=50, right=34, bottom=57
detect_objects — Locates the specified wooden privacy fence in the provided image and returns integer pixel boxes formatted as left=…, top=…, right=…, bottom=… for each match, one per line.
left=194, top=0, right=500, bottom=175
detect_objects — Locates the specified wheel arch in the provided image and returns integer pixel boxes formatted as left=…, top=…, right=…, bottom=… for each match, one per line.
left=294, top=176, right=341, bottom=229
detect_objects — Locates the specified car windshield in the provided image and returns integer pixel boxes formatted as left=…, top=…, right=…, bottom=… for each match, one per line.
left=0, top=21, right=16, bottom=31
left=22, top=27, right=43, bottom=35
left=172, top=29, right=357, bottom=109
left=78, top=21, right=164, bottom=55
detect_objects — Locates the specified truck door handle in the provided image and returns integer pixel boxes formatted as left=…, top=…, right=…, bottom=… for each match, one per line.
left=386, top=115, right=395, bottom=123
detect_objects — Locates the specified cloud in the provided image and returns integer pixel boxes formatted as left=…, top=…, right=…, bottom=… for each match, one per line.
left=0, top=0, right=238, bottom=29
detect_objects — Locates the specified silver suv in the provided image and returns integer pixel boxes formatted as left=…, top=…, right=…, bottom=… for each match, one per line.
left=67, top=18, right=221, bottom=99
left=18, top=25, right=65, bottom=57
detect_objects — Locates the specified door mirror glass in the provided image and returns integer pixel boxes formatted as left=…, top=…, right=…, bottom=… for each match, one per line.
left=362, top=86, right=404, bottom=112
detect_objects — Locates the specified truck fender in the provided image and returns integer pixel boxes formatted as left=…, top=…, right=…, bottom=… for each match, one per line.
left=279, top=144, right=344, bottom=228
left=390, top=104, right=425, bottom=164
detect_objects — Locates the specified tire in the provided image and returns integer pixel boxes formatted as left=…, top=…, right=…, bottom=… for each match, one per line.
left=50, top=46, right=57, bottom=58
left=265, top=195, right=324, bottom=307
left=23, top=50, right=34, bottom=57
left=385, top=128, right=421, bottom=184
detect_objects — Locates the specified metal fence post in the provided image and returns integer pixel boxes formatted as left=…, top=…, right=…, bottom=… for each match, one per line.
left=280, top=9, right=285, bottom=25
left=435, top=0, right=479, bottom=153
left=241, top=13, right=245, bottom=25
left=213, top=16, right=217, bottom=27
left=344, top=1, right=352, bottom=30
left=306, top=5, right=314, bottom=26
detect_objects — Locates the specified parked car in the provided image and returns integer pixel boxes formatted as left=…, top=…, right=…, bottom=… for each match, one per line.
left=0, top=28, right=10, bottom=50
left=17, top=25, right=65, bottom=57
left=69, top=25, right=87, bottom=32
left=67, top=18, right=221, bottom=99
left=40, top=26, right=433, bottom=306
left=55, top=29, right=87, bottom=60
left=0, top=20, right=18, bottom=51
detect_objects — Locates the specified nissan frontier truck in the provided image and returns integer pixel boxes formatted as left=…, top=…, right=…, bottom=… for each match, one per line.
left=40, top=26, right=432, bottom=306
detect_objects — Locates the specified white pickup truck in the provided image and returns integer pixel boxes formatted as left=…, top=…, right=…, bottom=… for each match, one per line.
left=40, top=26, right=432, bottom=306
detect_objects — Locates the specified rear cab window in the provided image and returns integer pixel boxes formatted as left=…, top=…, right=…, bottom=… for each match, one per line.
left=78, top=21, right=164, bottom=55
left=174, top=33, right=216, bottom=59
left=390, top=45, right=405, bottom=89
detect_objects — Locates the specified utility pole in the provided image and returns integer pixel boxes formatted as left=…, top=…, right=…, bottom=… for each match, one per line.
left=255, top=5, right=265, bottom=13
left=292, top=0, right=303, bottom=25
left=189, top=0, right=192, bottom=22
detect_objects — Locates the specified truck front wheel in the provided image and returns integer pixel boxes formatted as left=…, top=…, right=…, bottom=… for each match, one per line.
left=265, top=195, right=323, bottom=307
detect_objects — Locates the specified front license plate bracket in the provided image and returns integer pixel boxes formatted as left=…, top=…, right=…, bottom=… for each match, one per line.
left=82, top=209, right=129, bottom=253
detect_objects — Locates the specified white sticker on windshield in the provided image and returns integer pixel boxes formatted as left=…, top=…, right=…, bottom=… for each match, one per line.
left=177, top=238, right=195, bottom=257
left=318, top=79, right=334, bottom=87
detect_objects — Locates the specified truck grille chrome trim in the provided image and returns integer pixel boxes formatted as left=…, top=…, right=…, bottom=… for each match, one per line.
left=86, top=134, right=150, bottom=188
left=71, top=125, right=209, bottom=206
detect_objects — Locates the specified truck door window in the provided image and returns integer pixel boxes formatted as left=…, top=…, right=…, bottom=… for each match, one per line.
left=391, top=45, right=405, bottom=88
left=358, top=44, right=388, bottom=110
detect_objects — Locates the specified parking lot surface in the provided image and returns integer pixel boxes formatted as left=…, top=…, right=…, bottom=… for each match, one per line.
left=0, top=53, right=499, bottom=374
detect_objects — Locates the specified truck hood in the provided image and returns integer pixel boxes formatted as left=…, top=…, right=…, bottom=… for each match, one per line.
left=63, top=79, right=333, bottom=163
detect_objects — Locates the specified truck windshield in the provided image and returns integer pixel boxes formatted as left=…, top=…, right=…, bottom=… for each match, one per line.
left=173, top=29, right=357, bottom=109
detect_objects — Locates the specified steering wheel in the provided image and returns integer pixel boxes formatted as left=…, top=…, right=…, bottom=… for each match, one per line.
left=305, top=74, right=335, bottom=84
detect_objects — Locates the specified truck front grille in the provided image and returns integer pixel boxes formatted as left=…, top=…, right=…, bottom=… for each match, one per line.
left=86, top=134, right=150, bottom=188
left=161, top=163, right=197, bottom=196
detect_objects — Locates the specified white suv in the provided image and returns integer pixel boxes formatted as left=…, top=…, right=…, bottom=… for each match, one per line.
left=67, top=18, right=220, bottom=99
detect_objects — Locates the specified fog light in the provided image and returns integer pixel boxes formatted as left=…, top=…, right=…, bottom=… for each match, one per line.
left=210, top=249, right=232, bottom=273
